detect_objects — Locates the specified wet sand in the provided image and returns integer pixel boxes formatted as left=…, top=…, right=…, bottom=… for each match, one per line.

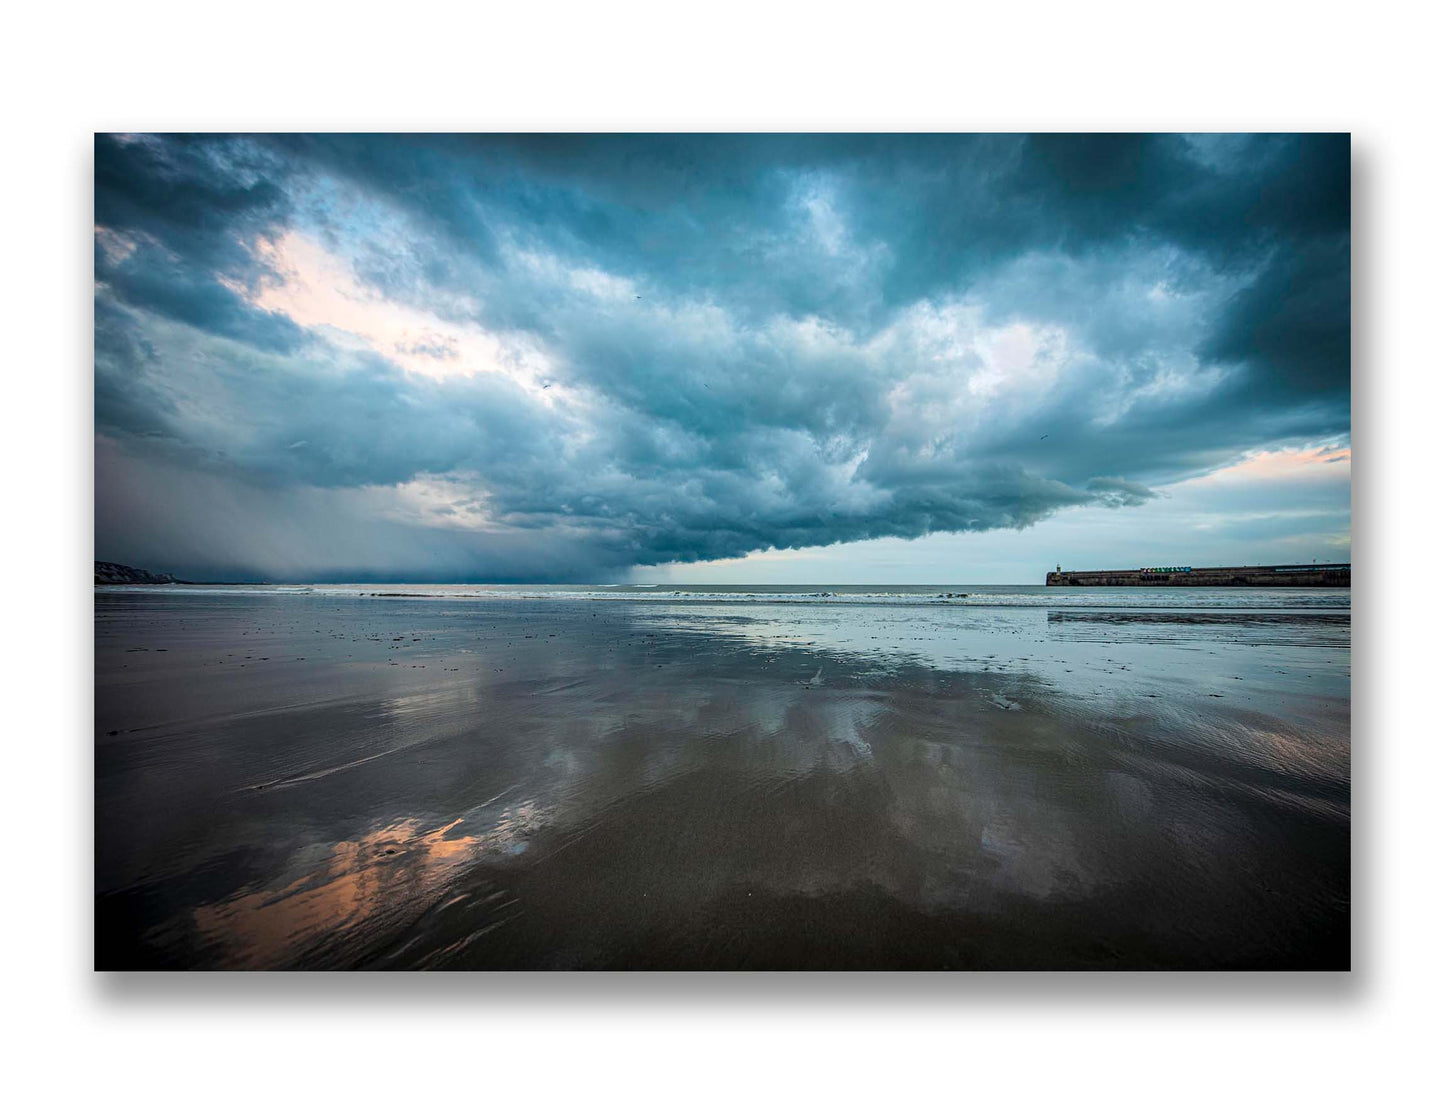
left=95, top=590, right=1349, bottom=969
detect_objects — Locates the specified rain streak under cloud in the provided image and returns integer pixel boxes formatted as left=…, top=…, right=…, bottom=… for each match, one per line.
left=94, top=134, right=1350, bottom=582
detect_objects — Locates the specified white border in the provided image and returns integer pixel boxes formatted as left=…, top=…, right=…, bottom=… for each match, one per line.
left=5, top=2, right=1441, bottom=1099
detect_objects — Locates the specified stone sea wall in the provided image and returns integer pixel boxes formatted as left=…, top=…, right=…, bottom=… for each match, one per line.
left=1045, top=564, right=1351, bottom=587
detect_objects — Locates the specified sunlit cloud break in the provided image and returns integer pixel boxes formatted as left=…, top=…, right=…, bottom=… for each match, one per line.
left=93, top=134, right=1349, bottom=582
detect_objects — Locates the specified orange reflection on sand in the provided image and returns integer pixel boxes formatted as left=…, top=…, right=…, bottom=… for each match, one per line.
left=193, top=816, right=484, bottom=968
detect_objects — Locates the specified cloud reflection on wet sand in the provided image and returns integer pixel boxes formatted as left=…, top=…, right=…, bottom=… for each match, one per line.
left=97, top=591, right=1349, bottom=969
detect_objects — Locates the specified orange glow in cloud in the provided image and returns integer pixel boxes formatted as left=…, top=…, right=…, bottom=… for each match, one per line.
left=1193, top=445, right=1350, bottom=487
left=238, top=231, right=552, bottom=386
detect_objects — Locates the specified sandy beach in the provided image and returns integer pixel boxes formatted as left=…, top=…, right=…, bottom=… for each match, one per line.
left=95, top=586, right=1349, bottom=969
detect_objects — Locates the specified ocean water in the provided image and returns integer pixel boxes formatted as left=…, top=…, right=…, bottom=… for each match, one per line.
left=101, top=581, right=1354, bottom=609
left=95, top=583, right=1350, bottom=969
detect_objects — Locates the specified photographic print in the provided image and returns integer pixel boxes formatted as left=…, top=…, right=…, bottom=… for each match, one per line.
left=94, top=134, right=1350, bottom=970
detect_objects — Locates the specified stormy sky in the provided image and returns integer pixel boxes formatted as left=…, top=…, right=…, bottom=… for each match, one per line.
left=94, top=134, right=1350, bottom=583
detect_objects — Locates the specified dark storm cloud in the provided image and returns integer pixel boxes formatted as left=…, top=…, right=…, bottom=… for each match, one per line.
left=94, top=133, right=1349, bottom=580
left=1201, top=237, right=1351, bottom=399
left=95, top=135, right=307, bottom=353
left=96, top=239, right=308, bottom=353
left=95, top=134, right=291, bottom=264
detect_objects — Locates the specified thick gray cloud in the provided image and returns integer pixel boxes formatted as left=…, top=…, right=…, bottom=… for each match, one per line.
left=94, top=134, right=1349, bottom=581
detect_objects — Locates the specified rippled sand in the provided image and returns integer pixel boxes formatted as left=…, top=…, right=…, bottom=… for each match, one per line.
left=95, top=589, right=1349, bottom=969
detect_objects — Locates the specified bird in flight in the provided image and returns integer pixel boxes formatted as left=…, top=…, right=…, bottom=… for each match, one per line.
left=1040, top=434, right=1049, bottom=439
